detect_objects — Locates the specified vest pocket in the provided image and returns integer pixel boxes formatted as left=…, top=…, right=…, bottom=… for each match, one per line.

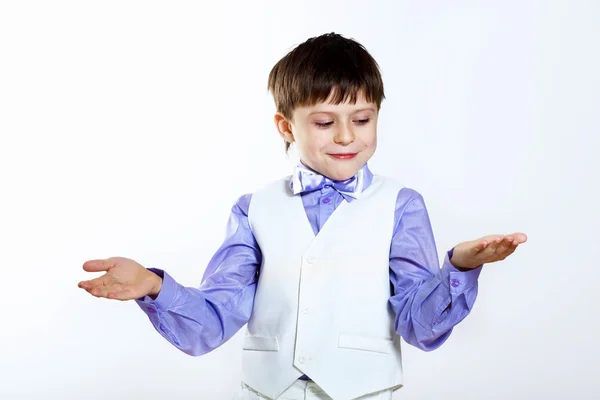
left=242, top=335, right=280, bottom=351
left=337, top=334, right=394, bottom=354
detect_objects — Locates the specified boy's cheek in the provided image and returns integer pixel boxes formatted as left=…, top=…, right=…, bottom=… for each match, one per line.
left=362, top=135, right=377, bottom=153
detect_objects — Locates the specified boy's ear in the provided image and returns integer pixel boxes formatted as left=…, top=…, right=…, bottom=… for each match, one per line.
left=274, top=112, right=294, bottom=144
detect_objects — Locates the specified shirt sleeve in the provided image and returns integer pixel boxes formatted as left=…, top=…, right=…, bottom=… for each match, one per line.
left=135, top=193, right=261, bottom=356
left=389, top=188, right=482, bottom=351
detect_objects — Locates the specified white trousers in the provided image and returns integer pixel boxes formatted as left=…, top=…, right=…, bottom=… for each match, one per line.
left=234, top=380, right=393, bottom=400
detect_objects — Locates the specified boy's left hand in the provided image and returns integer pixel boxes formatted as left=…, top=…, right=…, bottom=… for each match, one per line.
left=450, top=233, right=527, bottom=270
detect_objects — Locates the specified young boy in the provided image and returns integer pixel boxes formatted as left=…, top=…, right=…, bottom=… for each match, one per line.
left=78, top=33, right=527, bottom=400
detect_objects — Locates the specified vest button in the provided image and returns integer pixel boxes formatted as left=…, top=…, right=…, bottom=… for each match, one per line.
left=307, top=256, right=316, bottom=264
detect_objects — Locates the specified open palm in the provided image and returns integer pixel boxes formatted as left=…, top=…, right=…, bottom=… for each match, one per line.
left=78, top=257, right=160, bottom=301
left=451, top=233, right=528, bottom=270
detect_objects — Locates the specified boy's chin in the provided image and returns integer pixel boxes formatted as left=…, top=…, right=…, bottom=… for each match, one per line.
left=301, top=156, right=365, bottom=180
left=324, top=166, right=361, bottom=181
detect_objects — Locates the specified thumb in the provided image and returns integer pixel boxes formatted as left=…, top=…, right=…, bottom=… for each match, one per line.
left=82, top=258, right=116, bottom=272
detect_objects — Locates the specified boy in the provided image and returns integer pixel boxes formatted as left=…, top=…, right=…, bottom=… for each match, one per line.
left=78, top=33, right=526, bottom=399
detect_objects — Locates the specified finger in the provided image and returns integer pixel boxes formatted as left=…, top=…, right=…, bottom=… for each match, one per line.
left=504, top=245, right=518, bottom=258
left=82, top=258, right=116, bottom=272
left=480, top=234, right=503, bottom=242
left=478, top=237, right=503, bottom=262
left=504, top=232, right=527, bottom=244
left=81, top=283, right=104, bottom=298
left=78, top=280, right=91, bottom=290
left=488, top=236, right=503, bottom=250
left=80, top=274, right=111, bottom=289
left=514, top=232, right=528, bottom=244
left=78, top=274, right=110, bottom=288
left=88, top=286, right=104, bottom=298
left=474, top=240, right=489, bottom=254
left=88, top=280, right=123, bottom=299
left=508, top=239, right=521, bottom=253
left=81, top=275, right=122, bottom=299
left=495, top=236, right=514, bottom=254
left=496, top=247, right=516, bottom=261
left=497, top=239, right=521, bottom=259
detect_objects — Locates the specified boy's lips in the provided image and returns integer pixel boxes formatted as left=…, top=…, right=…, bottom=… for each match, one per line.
left=328, top=153, right=358, bottom=160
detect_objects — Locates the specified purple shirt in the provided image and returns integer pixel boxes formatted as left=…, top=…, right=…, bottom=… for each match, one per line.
left=136, top=164, right=482, bottom=359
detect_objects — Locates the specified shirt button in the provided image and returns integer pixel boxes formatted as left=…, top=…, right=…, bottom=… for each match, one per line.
left=309, top=387, right=317, bottom=394
left=299, top=356, right=311, bottom=364
left=148, top=308, right=156, bottom=313
left=307, top=256, right=316, bottom=264
left=450, top=279, right=460, bottom=288
left=322, top=197, right=331, bottom=204
left=302, top=307, right=311, bottom=314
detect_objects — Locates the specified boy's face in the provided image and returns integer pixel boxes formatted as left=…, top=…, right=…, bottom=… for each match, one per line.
left=276, top=92, right=378, bottom=181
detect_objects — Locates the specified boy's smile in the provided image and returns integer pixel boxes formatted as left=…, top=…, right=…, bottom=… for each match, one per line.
left=328, top=153, right=358, bottom=160
left=275, top=91, right=378, bottom=181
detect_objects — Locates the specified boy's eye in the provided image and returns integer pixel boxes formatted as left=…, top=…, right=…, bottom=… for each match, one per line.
left=314, top=118, right=370, bottom=128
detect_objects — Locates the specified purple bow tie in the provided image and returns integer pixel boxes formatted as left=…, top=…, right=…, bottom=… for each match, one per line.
left=290, top=163, right=369, bottom=202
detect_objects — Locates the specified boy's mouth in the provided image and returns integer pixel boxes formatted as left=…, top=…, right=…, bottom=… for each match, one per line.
left=328, top=153, right=358, bottom=160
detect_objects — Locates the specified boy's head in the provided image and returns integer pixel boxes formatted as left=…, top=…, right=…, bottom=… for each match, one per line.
left=268, top=33, right=385, bottom=181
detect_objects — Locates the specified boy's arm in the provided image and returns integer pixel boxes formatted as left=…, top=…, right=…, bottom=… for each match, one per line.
left=135, top=193, right=261, bottom=356
left=388, top=188, right=482, bottom=351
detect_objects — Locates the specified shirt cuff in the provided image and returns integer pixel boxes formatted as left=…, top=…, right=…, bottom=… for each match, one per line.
left=135, top=268, right=178, bottom=313
left=442, top=250, right=482, bottom=294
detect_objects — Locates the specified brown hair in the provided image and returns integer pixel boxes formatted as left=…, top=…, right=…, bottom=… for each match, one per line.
left=268, top=32, right=385, bottom=151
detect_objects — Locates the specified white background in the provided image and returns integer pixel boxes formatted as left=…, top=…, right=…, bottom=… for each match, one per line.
left=1, top=1, right=599, bottom=399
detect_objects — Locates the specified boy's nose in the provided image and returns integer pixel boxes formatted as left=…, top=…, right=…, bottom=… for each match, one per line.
left=334, top=127, right=355, bottom=145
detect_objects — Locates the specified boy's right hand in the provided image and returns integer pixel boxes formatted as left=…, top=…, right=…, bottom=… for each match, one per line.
left=78, top=257, right=162, bottom=301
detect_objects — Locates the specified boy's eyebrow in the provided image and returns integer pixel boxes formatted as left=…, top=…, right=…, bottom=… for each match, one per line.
left=308, top=107, right=377, bottom=116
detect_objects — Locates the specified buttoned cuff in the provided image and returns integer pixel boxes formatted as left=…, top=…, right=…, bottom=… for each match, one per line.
left=135, top=268, right=178, bottom=313
left=442, top=250, right=482, bottom=295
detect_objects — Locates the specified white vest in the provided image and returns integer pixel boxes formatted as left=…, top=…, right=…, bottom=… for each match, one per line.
left=242, top=175, right=404, bottom=400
